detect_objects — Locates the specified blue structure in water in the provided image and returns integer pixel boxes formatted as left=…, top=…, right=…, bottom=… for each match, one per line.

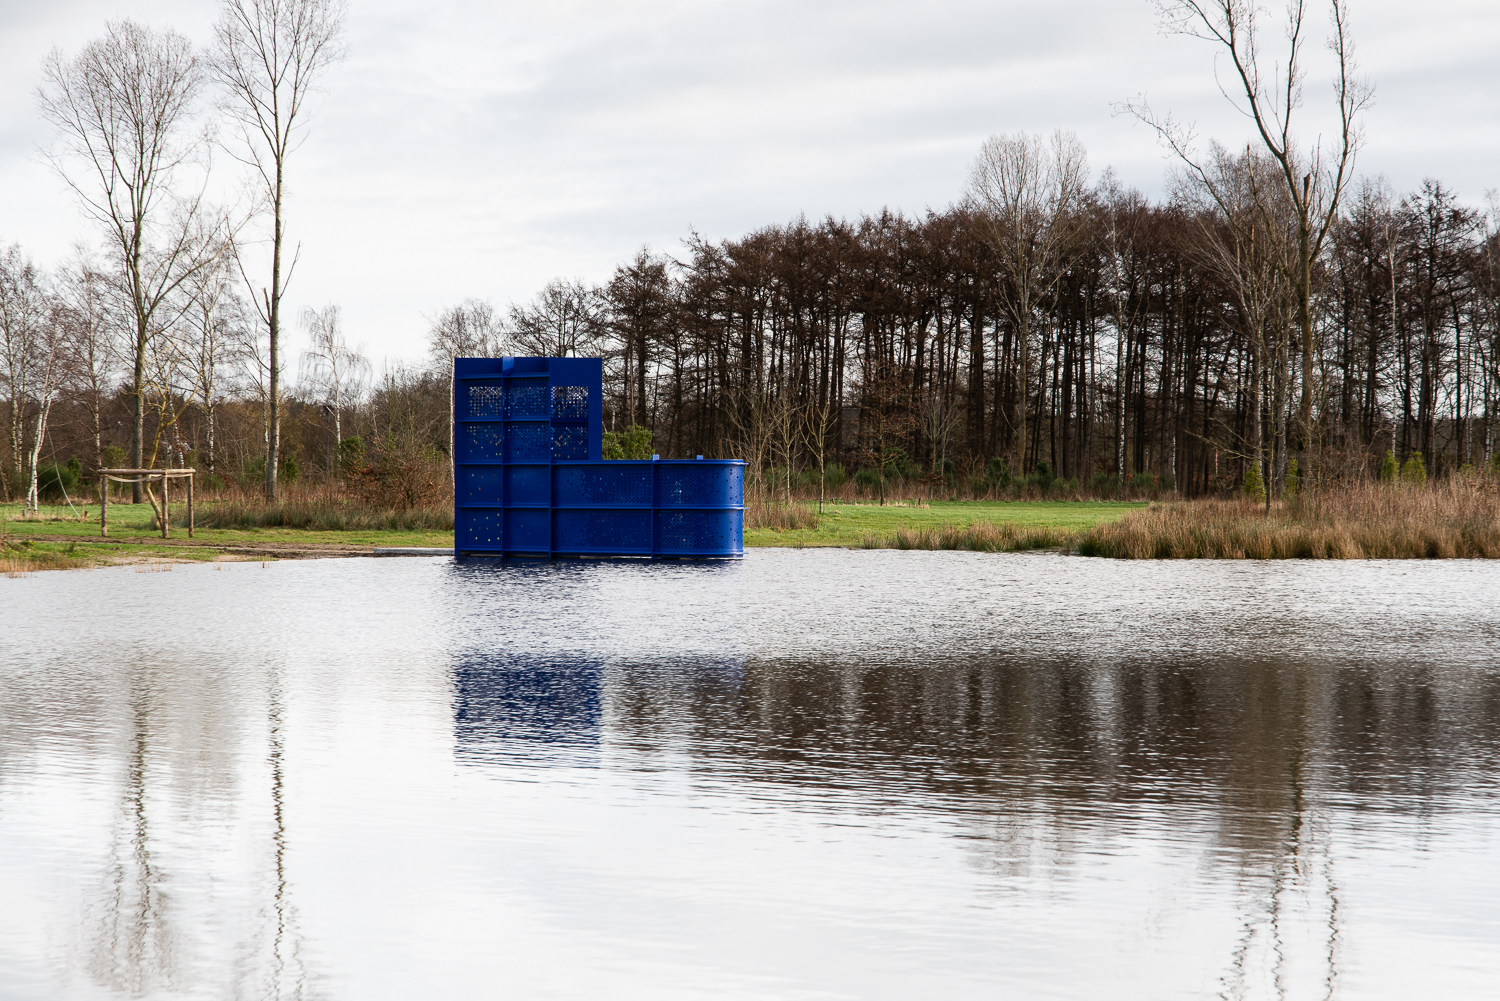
left=452, top=356, right=745, bottom=558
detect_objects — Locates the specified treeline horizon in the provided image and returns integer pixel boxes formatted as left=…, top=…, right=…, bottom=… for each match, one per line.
left=5, top=156, right=1500, bottom=505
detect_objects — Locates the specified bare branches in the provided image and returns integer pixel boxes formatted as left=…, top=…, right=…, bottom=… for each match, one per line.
left=212, top=0, right=347, bottom=500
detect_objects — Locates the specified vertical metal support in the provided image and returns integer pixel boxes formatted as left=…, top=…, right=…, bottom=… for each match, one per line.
left=100, top=475, right=108, bottom=538
left=187, top=472, right=195, bottom=538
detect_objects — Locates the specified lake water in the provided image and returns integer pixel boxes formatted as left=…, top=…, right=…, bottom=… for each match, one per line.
left=1, top=551, right=1497, bottom=1000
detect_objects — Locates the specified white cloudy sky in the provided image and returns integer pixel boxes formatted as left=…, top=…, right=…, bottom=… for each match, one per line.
left=1, top=0, right=1497, bottom=368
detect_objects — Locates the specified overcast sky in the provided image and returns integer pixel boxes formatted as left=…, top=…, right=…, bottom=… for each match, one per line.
left=2, top=0, right=1497, bottom=368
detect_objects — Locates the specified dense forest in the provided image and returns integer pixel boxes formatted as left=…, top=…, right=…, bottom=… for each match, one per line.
left=6, top=157, right=1496, bottom=505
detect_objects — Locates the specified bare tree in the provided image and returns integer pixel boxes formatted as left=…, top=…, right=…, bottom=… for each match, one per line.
left=803, top=393, right=839, bottom=514
left=426, top=299, right=507, bottom=371
left=56, top=249, right=121, bottom=473
left=298, top=303, right=367, bottom=475
left=965, top=130, right=1089, bottom=472
left=509, top=279, right=602, bottom=358
left=0, top=246, right=56, bottom=505
left=213, top=0, right=348, bottom=499
left=1127, top=0, right=1371, bottom=474
left=1177, top=144, right=1299, bottom=506
left=181, top=254, right=246, bottom=474
left=38, top=20, right=222, bottom=501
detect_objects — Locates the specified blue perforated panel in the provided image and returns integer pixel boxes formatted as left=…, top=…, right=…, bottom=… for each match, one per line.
left=552, top=385, right=589, bottom=421
left=505, top=423, right=549, bottom=461
left=459, top=467, right=503, bottom=504
left=462, top=423, right=503, bottom=462
left=552, top=425, right=588, bottom=460
left=464, top=382, right=505, bottom=420
left=656, top=510, right=740, bottom=553
left=658, top=464, right=737, bottom=507
left=553, top=464, right=652, bottom=506
left=505, top=465, right=549, bottom=505
left=505, top=509, right=550, bottom=551
left=554, top=510, right=652, bottom=553
left=505, top=380, right=549, bottom=418
left=458, top=509, right=503, bottom=547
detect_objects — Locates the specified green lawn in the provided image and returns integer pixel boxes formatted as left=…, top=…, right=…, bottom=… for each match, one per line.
left=4, top=499, right=1145, bottom=570
left=745, top=499, right=1145, bottom=548
left=2, top=502, right=452, bottom=570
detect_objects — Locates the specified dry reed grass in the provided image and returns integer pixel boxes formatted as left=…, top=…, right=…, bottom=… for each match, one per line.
left=860, top=520, right=1071, bottom=553
left=183, top=496, right=454, bottom=532
left=1078, top=479, right=1500, bottom=559
left=744, top=492, right=820, bottom=531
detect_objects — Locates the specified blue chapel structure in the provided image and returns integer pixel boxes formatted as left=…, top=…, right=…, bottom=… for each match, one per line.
left=452, top=356, right=745, bottom=558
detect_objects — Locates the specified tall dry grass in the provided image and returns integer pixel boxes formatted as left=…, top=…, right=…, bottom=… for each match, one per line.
left=860, top=521, right=1071, bottom=553
left=173, top=490, right=454, bottom=532
left=744, top=491, right=820, bottom=531
left=1078, top=478, right=1500, bottom=559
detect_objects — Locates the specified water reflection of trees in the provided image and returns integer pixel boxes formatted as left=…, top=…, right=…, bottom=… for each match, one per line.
left=0, top=659, right=321, bottom=999
left=569, top=655, right=1498, bottom=998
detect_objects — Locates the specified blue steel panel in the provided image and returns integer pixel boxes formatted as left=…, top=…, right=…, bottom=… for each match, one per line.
left=504, top=465, right=549, bottom=505
left=461, top=423, right=503, bottom=462
left=553, top=463, right=652, bottom=506
left=552, top=425, right=588, bottom=460
left=459, top=467, right=503, bottom=504
left=457, top=509, right=503, bottom=548
left=656, top=509, right=740, bottom=554
left=554, top=510, right=652, bottom=553
left=505, top=509, right=550, bottom=551
left=657, top=463, right=740, bottom=507
left=552, top=385, right=589, bottom=421
left=505, top=423, right=549, bottom=461
left=463, top=381, right=505, bottom=421
left=505, top=379, right=549, bottom=418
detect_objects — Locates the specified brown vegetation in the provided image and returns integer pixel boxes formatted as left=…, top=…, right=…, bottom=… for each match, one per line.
left=1078, top=479, right=1500, bottom=559
left=860, top=521, right=1072, bottom=553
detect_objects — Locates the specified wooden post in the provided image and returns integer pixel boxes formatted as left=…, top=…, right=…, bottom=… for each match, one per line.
left=187, top=472, right=194, bottom=538
left=101, top=474, right=108, bottom=538
left=161, top=471, right=170, bottom=540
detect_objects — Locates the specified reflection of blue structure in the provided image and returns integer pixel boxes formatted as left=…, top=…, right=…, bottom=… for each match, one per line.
left=454, top=660, right=603, bottom=763
left=453, top=356, right=745, bottom=558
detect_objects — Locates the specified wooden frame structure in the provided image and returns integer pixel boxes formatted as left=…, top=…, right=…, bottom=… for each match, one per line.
left=99, top=468, right=196, bottom=539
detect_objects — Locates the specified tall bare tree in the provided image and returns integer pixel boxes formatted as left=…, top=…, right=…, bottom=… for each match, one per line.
left=509, top=279, right=601, bottom=358
left=965, top=130, right=1089, bottom=472
left=38, top=20, right=219, bottom=501
left=213, top=0, right=347, bottom=499
left=56, top=249, right=120, bottom=473
left=298, top=303, right=367, bottom=474
left=1128, top=0, right=1371, bottom=476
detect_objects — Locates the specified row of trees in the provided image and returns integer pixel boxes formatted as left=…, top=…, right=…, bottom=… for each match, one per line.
left=0, top=0, right=346, bottom=506
left=10, top=154, right=1498, bottom=505
left=415, top=161, right=1499, bottom=499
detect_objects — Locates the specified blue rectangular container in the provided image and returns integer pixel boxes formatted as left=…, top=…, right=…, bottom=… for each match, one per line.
left=452, top=357, right=745, bottom=558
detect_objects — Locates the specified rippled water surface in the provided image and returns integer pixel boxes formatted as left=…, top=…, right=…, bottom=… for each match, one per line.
left=2, top=551, right=1498, bottom=1000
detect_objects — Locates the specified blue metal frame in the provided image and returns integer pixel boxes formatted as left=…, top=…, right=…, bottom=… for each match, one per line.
left=452, top=356, right=745, bottom=558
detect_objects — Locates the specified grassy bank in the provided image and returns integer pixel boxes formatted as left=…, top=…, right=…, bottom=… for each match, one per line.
left=2, top=499, right=453, bottom=573
left=1077, top=480, right=1500, bottom=559
left=745, top=498, right=1144, bottom=549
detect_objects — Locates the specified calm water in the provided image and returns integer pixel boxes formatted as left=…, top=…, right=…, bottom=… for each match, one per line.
left=1, top=551, right=1498, bottom=1000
